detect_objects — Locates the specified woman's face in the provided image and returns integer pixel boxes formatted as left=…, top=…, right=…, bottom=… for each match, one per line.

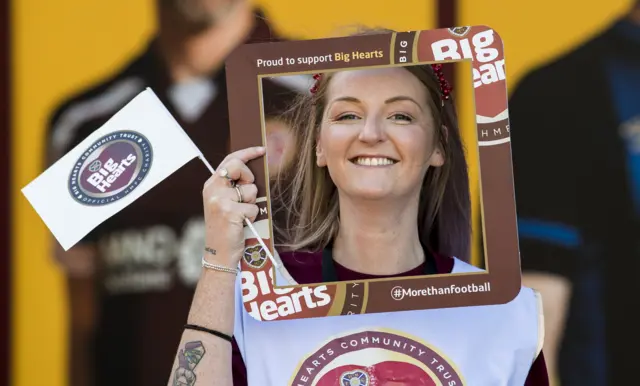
left=317, top=67, right=443, bottom=201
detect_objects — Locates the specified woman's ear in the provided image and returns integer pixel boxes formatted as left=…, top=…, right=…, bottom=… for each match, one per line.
left=429, top=125, right=447, bottom=167
left=316, top=140, right=327, bottom=167
left=429, top=149, right=445, bottom=167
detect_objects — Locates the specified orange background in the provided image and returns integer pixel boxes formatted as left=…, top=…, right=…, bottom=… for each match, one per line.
left=11, top=0, right=634, bottom=385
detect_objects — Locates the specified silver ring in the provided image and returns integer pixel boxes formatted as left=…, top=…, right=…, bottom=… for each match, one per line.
left=218, top=167, right=230, bottom=179
left=234, top=185, right=244, bottom=203
left=219, top=167, right=236, bottom=187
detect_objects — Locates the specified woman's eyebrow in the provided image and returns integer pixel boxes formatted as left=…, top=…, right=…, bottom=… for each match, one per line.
left=384, top=96, right=423, bottom=111
left=328, top=96, right=423, bottom=112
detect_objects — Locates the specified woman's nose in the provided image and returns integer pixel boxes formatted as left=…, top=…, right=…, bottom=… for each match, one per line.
left=358, top=117, right=386, bottom=143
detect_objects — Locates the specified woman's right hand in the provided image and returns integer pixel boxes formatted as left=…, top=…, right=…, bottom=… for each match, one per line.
left=202, top=146, right=265, bottom=268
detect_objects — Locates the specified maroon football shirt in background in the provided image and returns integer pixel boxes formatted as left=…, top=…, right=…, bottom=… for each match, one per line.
left=45, top=12, right=303, bottom=386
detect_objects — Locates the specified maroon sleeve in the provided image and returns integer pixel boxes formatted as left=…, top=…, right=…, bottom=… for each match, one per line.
left=232, top=338, right=249, bottom=386
left=524, top=352, right=550, bottom=386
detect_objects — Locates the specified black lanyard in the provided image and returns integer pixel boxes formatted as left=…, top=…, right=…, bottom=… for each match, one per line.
left=321, top=244, right=439, bottom=282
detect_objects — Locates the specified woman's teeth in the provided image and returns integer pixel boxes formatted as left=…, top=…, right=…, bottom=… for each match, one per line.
left=352, top=157, right=396, bottom=166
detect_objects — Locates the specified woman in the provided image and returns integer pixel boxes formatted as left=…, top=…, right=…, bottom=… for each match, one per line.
left=167, top=62, right=549, bottom=385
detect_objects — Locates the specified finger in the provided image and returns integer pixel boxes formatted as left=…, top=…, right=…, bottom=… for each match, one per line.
left=217, top=158, right=255, bottom=184
left=219, top=184, right=257, bottom=204
left=236, top=202, right=260, bottom=223
left=236, top=184, right=258, bottom=204
left=204, top=196, right=258, bottom=224
left=217, top=146, right=265, bottom=170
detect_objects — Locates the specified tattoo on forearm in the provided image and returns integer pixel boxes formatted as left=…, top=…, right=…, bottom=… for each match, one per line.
left=173, top=341, right=206, bottom=386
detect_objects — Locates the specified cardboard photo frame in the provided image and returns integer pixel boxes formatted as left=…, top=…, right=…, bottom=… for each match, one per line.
left=226, top=26, right=520, bottom=322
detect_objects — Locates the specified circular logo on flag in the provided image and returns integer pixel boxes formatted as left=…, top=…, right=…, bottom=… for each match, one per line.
left=68, top=130, right=153, bottom=206
left=289, top=330, right=465, bottom=385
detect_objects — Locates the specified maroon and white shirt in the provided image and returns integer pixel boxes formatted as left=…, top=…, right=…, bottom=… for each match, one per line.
left=230, top=250, right=549, bottom=385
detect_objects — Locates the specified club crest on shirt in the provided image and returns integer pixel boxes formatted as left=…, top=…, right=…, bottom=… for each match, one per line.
left=448, top=26, right=471, bottom=37
left=243, top=244, right=268, bottom=269
left=68, top=130, right=153, bottom=206
left=341, top=369, right=369, bottom=386
left=289, top=330, right=465, bottom=385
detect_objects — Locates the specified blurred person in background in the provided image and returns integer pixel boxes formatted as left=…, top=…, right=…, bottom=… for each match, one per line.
left=45, top=1, right=305, bottom=385
left=265, top=115, right=295, bottom=178
left=510, top=1, right=640, bottom=385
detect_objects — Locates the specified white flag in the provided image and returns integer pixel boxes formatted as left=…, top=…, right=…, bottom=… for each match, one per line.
left=22, top=88, right=202, bottom=250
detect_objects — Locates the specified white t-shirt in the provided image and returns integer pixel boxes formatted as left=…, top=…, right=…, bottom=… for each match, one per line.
left=233, top=258, right=544, bottom=385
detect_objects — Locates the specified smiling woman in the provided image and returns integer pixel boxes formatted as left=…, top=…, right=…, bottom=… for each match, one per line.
left=270, top=63, right=471, bottom=270
left=172, top=52, right=549, bottom=386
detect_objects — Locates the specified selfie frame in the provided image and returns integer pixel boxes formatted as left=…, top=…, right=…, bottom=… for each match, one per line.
left=226, top=26, right=520, bottom=321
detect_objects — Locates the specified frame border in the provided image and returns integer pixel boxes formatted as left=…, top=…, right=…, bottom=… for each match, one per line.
left=226, top=26, right=521, bottom=321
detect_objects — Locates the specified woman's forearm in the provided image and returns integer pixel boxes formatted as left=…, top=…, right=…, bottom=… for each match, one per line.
left=167, top=269, right=237, bottom=386
left=168, top=146, right=263, bottom=385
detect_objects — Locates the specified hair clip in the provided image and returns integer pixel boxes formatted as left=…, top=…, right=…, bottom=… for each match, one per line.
left=310, top=73, right=322, bottom=94
left=430, top=64, right=452, bottom=101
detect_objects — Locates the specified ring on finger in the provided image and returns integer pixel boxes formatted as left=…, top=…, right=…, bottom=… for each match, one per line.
left=234, top=185, right=244, bottom=203
left=218, top=167, right=230, bottom=179
left=218, top=167, right=236, bottom=187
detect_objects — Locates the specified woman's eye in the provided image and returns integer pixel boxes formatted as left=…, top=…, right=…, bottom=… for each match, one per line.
left=390, top=113, right=413, bottom=122
left=335, top=113, right=359, bottom=121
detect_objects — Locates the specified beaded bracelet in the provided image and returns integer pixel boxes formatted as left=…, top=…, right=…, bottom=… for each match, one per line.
left=201, top=256, right=238, bottom=275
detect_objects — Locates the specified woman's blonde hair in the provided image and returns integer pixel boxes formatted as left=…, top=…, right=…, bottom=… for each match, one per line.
left=271, top=28, right=472, bottom=261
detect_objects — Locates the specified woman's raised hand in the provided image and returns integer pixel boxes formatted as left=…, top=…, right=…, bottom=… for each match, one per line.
left=202, top=146, right=265, bottom=268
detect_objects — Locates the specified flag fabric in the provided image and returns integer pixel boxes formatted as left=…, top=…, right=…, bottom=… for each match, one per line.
left=22, top=88, right=202, bottom=250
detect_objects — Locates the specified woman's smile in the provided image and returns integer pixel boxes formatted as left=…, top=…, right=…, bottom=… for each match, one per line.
left=349, top=156, right=399, bottom=167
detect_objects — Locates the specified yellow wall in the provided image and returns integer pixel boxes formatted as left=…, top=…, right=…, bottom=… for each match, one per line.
left=11, top=0, right=633, bottom=385
left=12, top=2, right=156, bottom=385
